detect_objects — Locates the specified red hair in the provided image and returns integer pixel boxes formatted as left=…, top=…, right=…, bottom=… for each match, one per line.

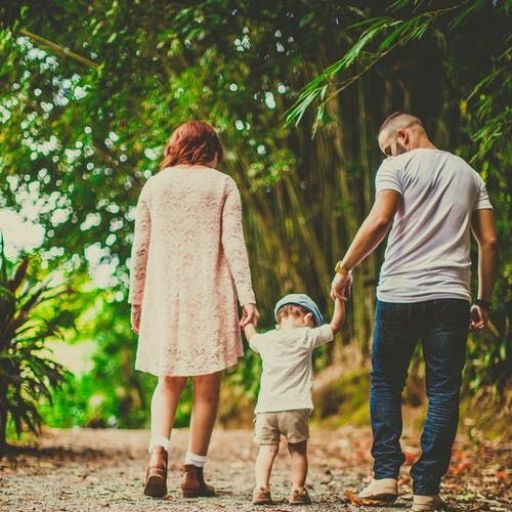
left=160, top=121, right=223, bottom=170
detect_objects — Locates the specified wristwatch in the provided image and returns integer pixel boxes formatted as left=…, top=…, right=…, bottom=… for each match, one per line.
left=334, top=261, right=350, bottom=275
left=473, top=299, right=491, bottom=311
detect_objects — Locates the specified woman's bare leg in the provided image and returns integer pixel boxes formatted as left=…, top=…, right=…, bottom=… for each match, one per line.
left=188, top=371, right=222, bottom=456
left=150, top=376, right=187, bottom=442
left=145, top=376, right=187, bottom=497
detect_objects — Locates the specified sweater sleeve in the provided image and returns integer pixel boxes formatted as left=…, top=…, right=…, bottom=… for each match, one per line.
left=221, top=177, right=256, bottom=306
left=128, top=184, right=151, bottom=305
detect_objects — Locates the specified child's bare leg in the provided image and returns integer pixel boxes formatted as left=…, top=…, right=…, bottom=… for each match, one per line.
left=255, top=443, right=279, bottom=489
left=288, top=441, right=308, bottom=489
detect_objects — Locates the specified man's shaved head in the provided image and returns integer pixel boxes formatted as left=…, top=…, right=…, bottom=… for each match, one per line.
left=378, top=112, right=427, bottom=156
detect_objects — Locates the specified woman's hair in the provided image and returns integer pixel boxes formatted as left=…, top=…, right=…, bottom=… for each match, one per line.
left=160, top=121, right=223, bottom=170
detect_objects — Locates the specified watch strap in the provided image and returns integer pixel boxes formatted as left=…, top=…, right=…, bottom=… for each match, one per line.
left=473, top=299, right=491, bottom=310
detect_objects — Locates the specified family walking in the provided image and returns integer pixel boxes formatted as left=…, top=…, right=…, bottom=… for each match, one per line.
left=128, top=115, right=497, bottom=511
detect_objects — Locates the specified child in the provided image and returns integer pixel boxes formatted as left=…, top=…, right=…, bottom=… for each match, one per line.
left=243, top=293, right=345, bottom=505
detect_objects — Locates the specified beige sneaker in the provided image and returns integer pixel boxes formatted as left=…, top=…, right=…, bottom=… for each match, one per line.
left=357, top=478, right=398, bottom=504
left=252, top=486, right=273, bottom=505
left=289, top=487, right=311, bottom=505
left=412, top=494, right=447, bottom=511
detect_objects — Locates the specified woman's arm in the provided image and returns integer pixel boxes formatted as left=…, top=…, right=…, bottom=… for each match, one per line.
left=128, top=186, right=152, bottom=332
left=221, top=177, right=256, bottom=306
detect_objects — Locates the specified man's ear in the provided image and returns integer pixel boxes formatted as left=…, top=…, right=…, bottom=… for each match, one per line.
left=397, top=128, right=410, bottom=147
left=304, top=312, right=315, bottom=326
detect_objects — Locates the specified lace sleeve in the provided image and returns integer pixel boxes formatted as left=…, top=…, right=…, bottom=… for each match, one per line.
left=221, top=177, right=256, bottom=306
left=128, top=185, right=151, bottom=305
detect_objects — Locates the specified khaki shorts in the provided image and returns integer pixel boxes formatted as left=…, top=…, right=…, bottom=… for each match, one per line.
left=254, top=409, right=310, bottom=445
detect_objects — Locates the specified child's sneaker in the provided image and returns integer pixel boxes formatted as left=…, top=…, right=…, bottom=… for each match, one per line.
left=252, top=486, right=273, bottom=505
left=288, top=487, right=311, bottom=505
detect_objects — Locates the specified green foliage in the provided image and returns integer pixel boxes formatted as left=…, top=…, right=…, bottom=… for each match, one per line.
left=312, top=369, right=370, bottom=426
left=285, top=0, right=512, bottom=394
left=0, top=235, right=71, bottom=452
left=0, top=1, right=510, bottom=431
left=286, top=1, right=495, bottom=126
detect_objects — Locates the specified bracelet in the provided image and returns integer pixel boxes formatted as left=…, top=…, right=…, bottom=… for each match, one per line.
left=473, top=299, right=491, bottom=311
left=334, top=261, right=350, bottom=275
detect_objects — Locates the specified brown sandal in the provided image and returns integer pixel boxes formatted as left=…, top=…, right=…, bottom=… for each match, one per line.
left=144, top=446, right=168, bottom=498
left=181, top=464, right=216, bottom=498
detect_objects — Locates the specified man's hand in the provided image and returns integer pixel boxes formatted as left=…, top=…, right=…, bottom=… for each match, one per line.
left=330, top=272, right=353, bottom=301
left=240, top=303, right=260, bottom=328
left=470, top=304, right=488, bottom=331
left=131, top=304, right=142, bottom=334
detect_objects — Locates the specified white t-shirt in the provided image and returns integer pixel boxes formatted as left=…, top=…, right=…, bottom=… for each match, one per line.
left=249, top=324, right=334, bottom=413
left=375, top=148, right=493, bottom=303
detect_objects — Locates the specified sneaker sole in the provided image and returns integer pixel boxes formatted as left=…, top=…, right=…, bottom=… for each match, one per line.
left=144, top=475, right=167, bottom=498
left=345, top=490, right=398, bottom=506
left=412, top=504, right=446, bottom=512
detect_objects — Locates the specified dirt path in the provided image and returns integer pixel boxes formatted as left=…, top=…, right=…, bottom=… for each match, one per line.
left=0, top=426, right=510, bottom=512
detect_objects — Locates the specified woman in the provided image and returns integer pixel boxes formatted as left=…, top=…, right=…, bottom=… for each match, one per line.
left=129, top=121, right=259, bottom=499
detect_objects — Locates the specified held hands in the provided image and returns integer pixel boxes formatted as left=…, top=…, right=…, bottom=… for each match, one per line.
left=330, top=271, right=353, bottom=301
left=470, top=304, right=488, bottom=331
left=131, top=303, right=260, bottom=335
left=239, top=303, right=260, bottom=328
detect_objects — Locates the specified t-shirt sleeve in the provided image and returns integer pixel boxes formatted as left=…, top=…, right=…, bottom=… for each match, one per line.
left=249, top=333, right=262, bottom=353
left=306, top=324, right=335, bottom=350
left=375, top=160, right=403, bottom=196
left=473, top=174, right=493, bottom=211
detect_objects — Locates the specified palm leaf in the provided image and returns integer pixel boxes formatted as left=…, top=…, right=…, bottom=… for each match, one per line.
left=8, top=258, right=29, bottom=293
left=0, top=240, right=72, bottom=446
left=285, top=0, right=487, bottom=126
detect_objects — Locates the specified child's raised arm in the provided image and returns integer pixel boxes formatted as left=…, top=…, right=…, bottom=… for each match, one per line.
left=243, top=323, right=258, bottom=343
left=330, top=297, right=345, bottom=334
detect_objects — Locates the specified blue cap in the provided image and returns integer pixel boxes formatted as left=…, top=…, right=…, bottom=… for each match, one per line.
left=274, top=293, right=324, bottom=327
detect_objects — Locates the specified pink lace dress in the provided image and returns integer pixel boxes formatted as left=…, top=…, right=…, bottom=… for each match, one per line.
left=128, top=165, right=256, bottom=376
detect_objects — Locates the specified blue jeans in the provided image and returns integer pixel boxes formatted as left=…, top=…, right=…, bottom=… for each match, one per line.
left=371, top=299, right=470, bottom=495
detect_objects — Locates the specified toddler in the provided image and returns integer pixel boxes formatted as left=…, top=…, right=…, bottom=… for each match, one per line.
left=244, top=293, right=345, bottom=505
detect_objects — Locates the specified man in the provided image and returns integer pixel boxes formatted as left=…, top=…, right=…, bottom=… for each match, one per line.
left=331, top=112, right=498, bottom=511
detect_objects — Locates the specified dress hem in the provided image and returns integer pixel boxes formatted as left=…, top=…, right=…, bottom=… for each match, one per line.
left=135, top=354, right=243, bottom=377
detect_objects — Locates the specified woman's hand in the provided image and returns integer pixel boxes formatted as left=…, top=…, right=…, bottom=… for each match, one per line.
left=240, top=303, right=260, bottom=328
left=131, top=304, right=142, bottom=334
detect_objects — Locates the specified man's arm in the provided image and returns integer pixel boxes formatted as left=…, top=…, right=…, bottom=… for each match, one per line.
left=340, top=190, right=401, bottom=270
left=331, top=190, right=401, bottom=299
left=471, top=209, right=498, bottom=301
left=470, top=208, right=498, bottom=330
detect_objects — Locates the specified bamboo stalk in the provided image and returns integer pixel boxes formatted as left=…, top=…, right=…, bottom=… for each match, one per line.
left=19, top=28, right=99, bottom=69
